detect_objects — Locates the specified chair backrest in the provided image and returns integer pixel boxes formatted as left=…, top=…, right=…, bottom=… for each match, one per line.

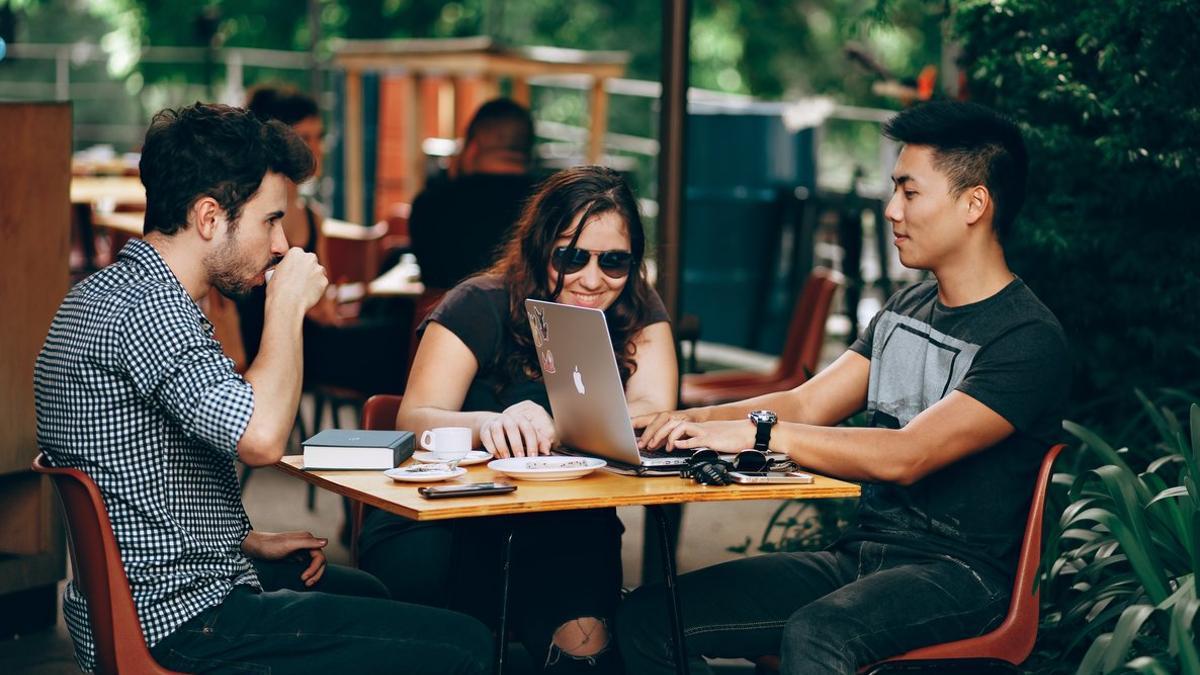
left=31, top=454, right=183, bottom=675
left=350, top=395, right=405, bottom=565
left=362, top=394, right=404, bottom=432
left=774, top=268, right=842, bottom=382
left=886, top=443, right=1067, bottom=664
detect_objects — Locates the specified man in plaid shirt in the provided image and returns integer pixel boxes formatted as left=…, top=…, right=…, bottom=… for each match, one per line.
left=35, top=103, right=491, bottom=673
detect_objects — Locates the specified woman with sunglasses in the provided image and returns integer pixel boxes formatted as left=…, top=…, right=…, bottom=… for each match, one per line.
left=358, top=166, right=677, bottom=673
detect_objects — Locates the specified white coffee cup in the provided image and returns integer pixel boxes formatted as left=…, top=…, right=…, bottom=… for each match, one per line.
left=421, top=427, right=472, bottom=460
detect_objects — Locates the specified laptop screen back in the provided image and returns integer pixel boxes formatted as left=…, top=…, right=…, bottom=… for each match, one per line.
left=525, top=299, right=644, bottom=466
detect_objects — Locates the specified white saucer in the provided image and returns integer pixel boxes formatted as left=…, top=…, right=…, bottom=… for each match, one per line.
left=487, top=456, right=606, bottom=481
left=384, top=466, right=467, bottom=483
left=412, top=450, right=492, bottom=466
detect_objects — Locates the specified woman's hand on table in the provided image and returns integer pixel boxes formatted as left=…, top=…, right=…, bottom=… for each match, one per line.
left=480, top=401, right=556, bottom=458
left=240, top=530, right=328, bottom=587
left=634, top=407, right=711, bottom=451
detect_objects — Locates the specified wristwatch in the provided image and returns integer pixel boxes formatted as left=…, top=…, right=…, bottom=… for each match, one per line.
left=748, top=410, right=778, bottom=452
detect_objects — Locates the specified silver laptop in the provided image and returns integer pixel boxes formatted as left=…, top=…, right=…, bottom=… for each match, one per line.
left=525, top=299, right=689, bottom=475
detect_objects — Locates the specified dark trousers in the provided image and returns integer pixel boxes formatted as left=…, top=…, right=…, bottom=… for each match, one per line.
left=358, top=507, right=625, bottom=672
left=150, top=558, right=493, bottom=674
left=617, top=540, right=1009, bottom=675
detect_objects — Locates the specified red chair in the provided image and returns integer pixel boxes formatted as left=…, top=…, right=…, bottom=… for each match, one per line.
left=31, top=454, right=186, bottom=675
left=347, top=394, right=405, bottom=566
left=380, top=202, right=413, bottom=254
left=681, top=268, right=842, bottom=407
left=755, top=443, right=1066, bottom=674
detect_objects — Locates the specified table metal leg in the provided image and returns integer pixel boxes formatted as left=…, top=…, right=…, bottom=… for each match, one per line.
left=495, top=528, right=515, bottom=675
left=649, top=505, right=690, bottom=675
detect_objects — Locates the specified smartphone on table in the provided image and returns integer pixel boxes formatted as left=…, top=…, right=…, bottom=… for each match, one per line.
left=728, top=471, right=814, bottom=485
left=417, top=482, right=517, bottom=499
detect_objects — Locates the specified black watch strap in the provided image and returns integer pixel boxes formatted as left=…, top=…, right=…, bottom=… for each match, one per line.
left=753, top=423, right=772, bottom=451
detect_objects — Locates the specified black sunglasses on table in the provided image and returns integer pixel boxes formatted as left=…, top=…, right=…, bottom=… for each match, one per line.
left=551, top=246, right=634, bottom=279
left=683, top=449, right=772, bottom=474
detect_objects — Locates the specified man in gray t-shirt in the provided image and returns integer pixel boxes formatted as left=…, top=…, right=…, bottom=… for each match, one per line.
left=622, top=102, right=1069, bottom=675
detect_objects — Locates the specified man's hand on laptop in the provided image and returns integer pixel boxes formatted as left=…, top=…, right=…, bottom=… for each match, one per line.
left=634, top=408, right=712, bottom=451
left=659, top=420, right=754, bottom=453
left=240, top=530, right=328, bottom=587
left=480, top=400, right=556, bottom=458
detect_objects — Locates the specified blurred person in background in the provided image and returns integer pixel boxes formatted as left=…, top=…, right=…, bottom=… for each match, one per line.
left=409, top=97, right=540, bottom=290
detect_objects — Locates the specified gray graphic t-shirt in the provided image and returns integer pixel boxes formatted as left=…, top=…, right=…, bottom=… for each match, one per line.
left=845, top=278, right=1069, bottom=582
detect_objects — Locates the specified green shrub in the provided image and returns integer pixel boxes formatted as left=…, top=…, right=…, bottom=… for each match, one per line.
left=950, top=0, right=1200, bottom=421
left=1037, top=398, right=1199, bottom=674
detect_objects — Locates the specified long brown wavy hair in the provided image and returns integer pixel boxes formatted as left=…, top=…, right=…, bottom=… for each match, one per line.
left=486, top=165, right=657, bottom=386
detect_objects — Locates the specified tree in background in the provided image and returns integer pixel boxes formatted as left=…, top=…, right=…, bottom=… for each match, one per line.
left=948, top=0, right=1200, bottom=429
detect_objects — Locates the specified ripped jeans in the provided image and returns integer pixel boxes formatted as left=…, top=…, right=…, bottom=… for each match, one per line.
left=359, top=507, right=625, bottom=673
left=617, top=540, right=1009, bottom=675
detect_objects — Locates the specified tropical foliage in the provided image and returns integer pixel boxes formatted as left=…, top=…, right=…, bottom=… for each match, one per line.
left=1037, top=396, right=1199, bottom=674
left=949, top=0, right=1200, bottom=426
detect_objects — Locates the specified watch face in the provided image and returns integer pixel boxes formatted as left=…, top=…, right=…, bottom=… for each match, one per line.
left=749, top=410, right=777, bottom=425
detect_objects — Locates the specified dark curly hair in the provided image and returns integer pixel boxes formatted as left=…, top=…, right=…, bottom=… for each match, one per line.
left=487, top=165, right=657, bottom=385
left=139, top=102, right=313, bottom=236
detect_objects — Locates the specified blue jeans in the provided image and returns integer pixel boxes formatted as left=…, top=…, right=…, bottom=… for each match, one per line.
left=617, top=540, right=1008, bottom=675
left=150, top=558, right=493, bottom=674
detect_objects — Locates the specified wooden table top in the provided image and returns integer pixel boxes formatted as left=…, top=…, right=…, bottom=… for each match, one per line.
left=367, top=261, right=425, bottom=298
left=70, top=176, right=146, bottom=208
left=91, top=211, right=145, bottom=236
left=275, top=455, right=860, bottom=521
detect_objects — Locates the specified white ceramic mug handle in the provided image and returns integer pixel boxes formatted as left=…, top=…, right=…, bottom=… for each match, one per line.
left=421, top=430, right=436, bottom=451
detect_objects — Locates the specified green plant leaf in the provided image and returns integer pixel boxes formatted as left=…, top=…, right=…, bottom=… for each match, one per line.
left=1075, top=503, right=1170, bottom=603
left=1136, top=389, right=1176, bottom=451
left=1066, top=420, right=1140, bottom=479
left=1076, top=632, right=1114, bottom=675
left=1103, top=603, right=1157, bottom=672
left=1167, top=592, right=1200, bottom=675
left=1148, top=485, right=1192, bottom=505
left=1125, top=656, right=1173, bottom=675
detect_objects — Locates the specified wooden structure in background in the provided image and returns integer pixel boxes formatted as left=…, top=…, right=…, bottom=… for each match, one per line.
left=331, top=36, right=628, bottom=224
left=0, top=102, right=71, bottom=634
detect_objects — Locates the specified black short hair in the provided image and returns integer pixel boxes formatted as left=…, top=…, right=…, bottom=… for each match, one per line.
left=139, top=103, right=314, bottom=236
left=465, top=98, right=534, bottom=160
left=883, top=101, right=1028, bottom=241
left=245, top=85, right=320, bottom=126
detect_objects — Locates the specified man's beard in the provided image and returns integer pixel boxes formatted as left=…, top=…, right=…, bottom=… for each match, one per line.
left=205, top=235, right=280, bottom=300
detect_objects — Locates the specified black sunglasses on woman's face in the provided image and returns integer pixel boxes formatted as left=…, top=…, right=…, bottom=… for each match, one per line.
left=551, top=246, right=634, bottom=279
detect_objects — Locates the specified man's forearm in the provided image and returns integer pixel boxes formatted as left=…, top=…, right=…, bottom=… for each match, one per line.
left=239, top=301, right=305, bottom=463
left=694, top=388, right=813, bottom=424
left=774, top=423, right=918, bottom=484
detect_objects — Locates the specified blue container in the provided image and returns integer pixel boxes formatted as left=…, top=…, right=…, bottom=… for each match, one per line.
left=682, top=100, right=819, bottom=351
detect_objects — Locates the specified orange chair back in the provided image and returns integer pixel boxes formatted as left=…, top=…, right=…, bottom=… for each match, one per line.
left=362, top=394, right=404, bottom=432
left=31, top=454, right=185, bottom=675
left=774, top=267, right=842, bottom=384
left=871, top=443, right=1067, bottom=667
left=349, top=395, right=405, bottom=565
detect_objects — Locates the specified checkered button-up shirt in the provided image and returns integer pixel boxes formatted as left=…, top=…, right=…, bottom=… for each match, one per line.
left=34, top=238, right=260, bottom=671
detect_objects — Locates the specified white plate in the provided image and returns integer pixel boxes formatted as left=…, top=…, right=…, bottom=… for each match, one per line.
left=487, top=456, right=606, bottom=481
left=412, top=450, right=493, bottom=466
left=384, top=466, right=467, bottom=483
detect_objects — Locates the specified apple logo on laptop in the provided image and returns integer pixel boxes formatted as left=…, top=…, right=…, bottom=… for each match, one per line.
left=573, top=366, right=586, bottom=395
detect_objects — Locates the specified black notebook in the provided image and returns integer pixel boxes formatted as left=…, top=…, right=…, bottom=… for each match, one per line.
left=301, top=429, right=415, bottom=470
